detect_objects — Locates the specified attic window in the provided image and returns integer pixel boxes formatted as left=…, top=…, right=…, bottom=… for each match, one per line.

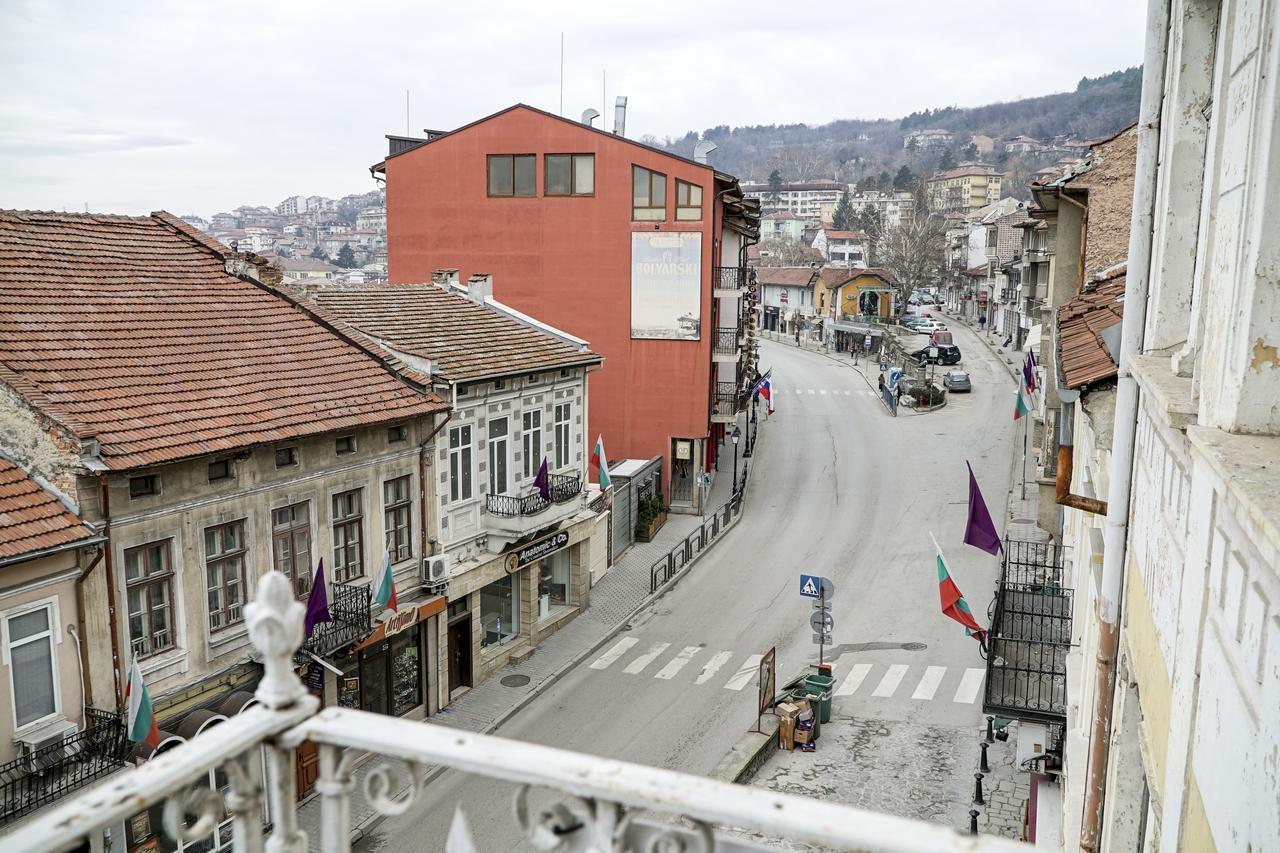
left=387, top=424, right=407, bottom=443
left=275, top=447, right=298, bottom=468
left=129, top=475, right=159, bottom=499
left=335, top=436, right=357, bottom=455
left=208, top=460, right=234, bottom=483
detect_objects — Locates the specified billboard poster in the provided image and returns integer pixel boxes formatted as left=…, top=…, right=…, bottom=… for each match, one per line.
left=631, top=232, right=702, bottom=340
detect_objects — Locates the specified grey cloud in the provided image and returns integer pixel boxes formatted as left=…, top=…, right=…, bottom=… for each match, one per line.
left=0, top=130, right=193, bottom=156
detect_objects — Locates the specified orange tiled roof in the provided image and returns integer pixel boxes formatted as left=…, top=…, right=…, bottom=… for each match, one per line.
left=821, top=230, right=868, bottom=241
left=0, top=210, right=445, bottom=471
left=0, top=458, right=96, bottom=561
left=1057, top=272, right=1126, bottom=389
left=307, top=284, right=601, bottom=382
left=755, top=267, right=820, bottom=287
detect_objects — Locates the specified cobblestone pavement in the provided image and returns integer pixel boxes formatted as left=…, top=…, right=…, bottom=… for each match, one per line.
left=297, top=414, right=756, bottom=848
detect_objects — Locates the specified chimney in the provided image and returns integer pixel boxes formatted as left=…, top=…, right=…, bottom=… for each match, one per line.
left=432, top=268, right=460, bottom=288
left=581, top=108, right=600, bottom=127
left=467, top=273, right=493, bottom=303
left=694, top=140, right=717, bottom=164
left=613, top=96, right=627, bottom=136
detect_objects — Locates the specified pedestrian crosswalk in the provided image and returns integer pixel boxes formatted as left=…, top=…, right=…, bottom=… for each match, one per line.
left=774, top=388, right=880, bottom=398
left=587, top=639, right=985, bottom=705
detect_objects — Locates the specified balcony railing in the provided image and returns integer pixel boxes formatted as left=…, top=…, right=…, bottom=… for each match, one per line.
left=713, top=327, right=740, bottom=355
left=7, top=571, right=1028, bottom=853
left=485, top=473, right=582, bottom=517
left=715, top=381, right=740, bottom=405
left=984, top=539, right=1071, bottom=725
left=713, top=265, right=746, bottom=291
left=299, top=580, right=371, bottom=659
left=0, top=708, right=129, bottom=826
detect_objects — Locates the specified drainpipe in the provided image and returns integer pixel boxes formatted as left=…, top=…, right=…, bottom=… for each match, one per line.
left=97, top=476, right=125, bottom=708
left=1079, top=1, right=1168, bottom=849
left=1055, top=399, right=1107, bottom=515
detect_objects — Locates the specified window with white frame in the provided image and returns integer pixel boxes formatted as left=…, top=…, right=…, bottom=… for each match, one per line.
left=4, top=602, right=58, bottom=729
left=205, top=520, right=248, bottom=632
left=449, top=424, right=473, bottom=502
left=522, top=409, right=542, bottom=479
left=383, top=475, right=412, bottom=563
left=554, top=403, right=572, bottom=469
left=488, top=418, right=509, bottom=495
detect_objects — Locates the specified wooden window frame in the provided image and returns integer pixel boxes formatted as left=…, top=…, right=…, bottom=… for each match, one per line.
left=675, top=179, right=704, bottom=221
left=124, top=540, right=175, bottom=659
left=207, top=459, right=233, bottom=483
left=487, top=154, right=537, bottom=197
left=272, top=502, right=312, bottom=599
left=274, top=447, right=298, bottom=468
left=382, top=476, right=413, bottom=564
left=449, top=424, right=473, bottom=502
left=488, top=418, right=509, bottom=496
left=128, top=475, right=159, bottom=499
left=331, top=489, right=364, bottom=583
left=522, top=409, right=542, bottom=479
left=204, top=519, right=248, bottom=633
left=544, top=154, right=595, bottom=197
left=387, top=424, right=407, bottom=444
left=554, top=403, right=572, bottom=470
left=632, top=165, right=667, bottom=220
left=335, top=435, right=357, bottom=455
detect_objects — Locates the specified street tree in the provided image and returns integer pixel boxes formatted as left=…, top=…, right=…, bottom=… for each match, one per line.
left=853, top=206, right=884, bottom=267
left=767, top=169, right=784, bottom=203
left=878, top=212, right=945, bottom=312
left=832, top=192, right=853, bottom=230
left=335, top=242, right=356, bottom=268
left=756, top=239, right=818, bottom=266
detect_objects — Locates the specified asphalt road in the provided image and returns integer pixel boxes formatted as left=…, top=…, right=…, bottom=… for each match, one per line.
left=361, top=320, right=1018, bottom=852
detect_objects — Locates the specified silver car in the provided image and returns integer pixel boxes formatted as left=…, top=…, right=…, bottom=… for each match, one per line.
left=943, top=370, right=971, bottom=392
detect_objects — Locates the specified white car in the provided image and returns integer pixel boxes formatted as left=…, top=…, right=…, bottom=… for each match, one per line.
left=914, top=319, right=948, bottom=335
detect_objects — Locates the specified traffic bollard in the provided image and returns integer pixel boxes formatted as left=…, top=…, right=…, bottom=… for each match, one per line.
left=985, top=715, right=995, bottom=743
left=974, top=772, right=985, bottom=805
left=980, top=742, right=990, bottom=773
left=969, top=809, right=979, bottom=835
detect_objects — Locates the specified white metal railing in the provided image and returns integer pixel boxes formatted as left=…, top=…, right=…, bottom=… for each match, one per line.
left=6, top=573, right=1028, bottom=853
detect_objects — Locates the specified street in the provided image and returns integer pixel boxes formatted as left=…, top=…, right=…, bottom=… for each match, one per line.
left=361, top=320, right=1019, bottom=852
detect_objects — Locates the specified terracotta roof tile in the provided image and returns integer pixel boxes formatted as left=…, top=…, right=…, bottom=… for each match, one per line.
left=820, top=230, right=868, bottom=241
left=0, top=211, right=445, bottom=470
left=307, top=284, right=601, bottom=383
left=0, top=458, right=95, bottom=561
left=1057, top=273, right=1126, bottom=389
left=755, top=267, right=821, bottom=287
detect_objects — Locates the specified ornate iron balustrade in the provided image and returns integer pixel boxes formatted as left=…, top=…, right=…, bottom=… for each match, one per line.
left=984, top=539, right=1072, bottom=725
left=713, top=327, right=740, bottom=355
left=713, top=265, right=746, bottom=291
left=300, top=580, right=371, bottom=659
left=485, top=473, right=582, bottom=518
left=0, top=708, right=129, bottom=826
left=7, top=572, right=1028, bottom=853
left=715, top=381, right=740, bottom=405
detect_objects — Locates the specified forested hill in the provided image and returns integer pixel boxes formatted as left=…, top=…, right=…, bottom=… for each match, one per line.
left=656, top=67, right=1141, bottom=189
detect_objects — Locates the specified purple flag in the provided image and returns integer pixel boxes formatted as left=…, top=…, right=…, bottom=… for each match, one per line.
left=304, top=558, right=331, bottom=640
left=1023, top=352, right=1037, bottom=393
left=963, top=462, right=1002, bottom=556
left=533, top=457, right=550, bottom=501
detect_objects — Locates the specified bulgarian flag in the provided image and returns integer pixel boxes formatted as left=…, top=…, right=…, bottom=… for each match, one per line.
left=125, top=658, right=160, bottom=749
left=1013, top=381, right=1031, bottom=420
left=591, top=435, right=611, bottom=489
left=373, top=549, right=398, bottom=616
left=930, top=533, right=986, bottom=642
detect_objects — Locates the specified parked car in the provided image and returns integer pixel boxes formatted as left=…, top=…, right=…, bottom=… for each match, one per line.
left=912, top=344, right=963, bottom=365
left=942, top=369, right=972, bottom=392
left=913, top=319, right=948, bottom=335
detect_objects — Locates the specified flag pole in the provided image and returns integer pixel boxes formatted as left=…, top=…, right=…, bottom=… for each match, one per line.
left=1021, top=404, right=1029, bottom=500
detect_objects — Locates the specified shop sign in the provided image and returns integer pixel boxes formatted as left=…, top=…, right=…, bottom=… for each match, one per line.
left=674, top=439, right=692, bottom=460
left=509, top=530, right=570, bottom=572
left=384, top=605, right=420, bottom=637
left=304, top=662, right=326, bottom=692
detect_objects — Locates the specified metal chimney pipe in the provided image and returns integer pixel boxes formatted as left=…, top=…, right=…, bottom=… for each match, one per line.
left=581, top=108, right=600, bottom=127
left=613, top=96, right=627, bottom=136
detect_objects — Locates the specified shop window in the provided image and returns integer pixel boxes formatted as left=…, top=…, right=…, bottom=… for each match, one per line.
left=204, top=520, right=248, bottom=632
left=360, top=647, right=389, bottom=716
left=545, top=154, right=595, bottom=196
left=487, top=154, right=536, bottom=197
left=332, top=488, right=364, bottom=582
left=339, top=658, right=360, bottom=710
left=392, top=630, right=422, bottom=716
left=449, top=424, right=473, bottom=502
left=124, top=540, right=174, bottom=658
left=521, top=409, right=542, bottom=479
left=5, top=604, right=57, bottom=728
left=383, top=476, right=412, bottom=563
left=272, top=502, right=311, bottom=598
left=554, top=403, right=571, bottom=469
left=538, top=550, right=571, bottom=620
left=675, top=179, right=703, bottom=220
left=632, top=165, right=666, bottom=220
left=480, top=575, right=519, bottom=648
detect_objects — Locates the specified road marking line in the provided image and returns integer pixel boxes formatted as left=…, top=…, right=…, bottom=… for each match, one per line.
left=843, top=390, right=852, bottom=395
left=654, top=646, right=701, bottom=680
left=696, top=650, right=734, bottom=685
left=623, top=642, right=670, bottom=675
left=872, top=664, right=910, bottom=698
left=723, top=654, right=763, bottom=690
left=953, top=668, right=986, bottom=704
left=590, top=637, right=638, bottom=670
left=911, top=666, right=947, bottom=700
left=834, top=663, right=872, bottom=696
left=819, top=390, right=827, bottom=395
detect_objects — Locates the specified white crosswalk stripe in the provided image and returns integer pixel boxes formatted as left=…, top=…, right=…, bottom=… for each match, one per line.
left=696, top=650, right=734, bottom=685
left=590, top=637, right=638, bottom=670
left=819, top=390, right=827, bottom=395
left=623, top=642, right=670, bottom=675
left=835, top=662, right=872, bottom=696
left=654, top=646, right=701, bottom=680
left=953, top=668, right=986, bottom=704
left=911, top=666, right=947, bottom=700
left=724, top=654, right=763, bottom=691
left=843, top=390, right=852, bottom=395
left=872, top=664, right=910, bottom=697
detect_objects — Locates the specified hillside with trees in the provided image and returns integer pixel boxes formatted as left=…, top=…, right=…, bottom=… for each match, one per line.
left=654, top=67, right=1141, bottom=200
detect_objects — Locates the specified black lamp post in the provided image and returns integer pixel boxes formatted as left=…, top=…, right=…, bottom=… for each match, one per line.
left=731, top=426, right=741, bottom=494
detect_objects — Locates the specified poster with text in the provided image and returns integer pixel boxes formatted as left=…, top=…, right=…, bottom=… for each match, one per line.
left=631, top=232, right=702, bottom=340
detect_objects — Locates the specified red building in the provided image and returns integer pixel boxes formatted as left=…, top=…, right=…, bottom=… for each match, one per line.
left=376, top=104, right=760, bottom=512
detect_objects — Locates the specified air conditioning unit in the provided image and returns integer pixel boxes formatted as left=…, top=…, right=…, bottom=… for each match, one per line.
left=420, top=556, right=449, bottom=594
left=16, top=717, right=78, bottom=774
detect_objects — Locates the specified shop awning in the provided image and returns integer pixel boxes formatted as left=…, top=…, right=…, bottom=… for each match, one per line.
left=1023, top=323, right=1042, bottom=352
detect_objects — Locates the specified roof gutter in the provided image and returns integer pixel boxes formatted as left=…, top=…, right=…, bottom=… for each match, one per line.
left=0, top=532, right=105, bottom=569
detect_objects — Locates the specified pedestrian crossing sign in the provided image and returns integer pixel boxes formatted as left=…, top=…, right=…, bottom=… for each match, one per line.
left=800, top=574, right=821, bottom=599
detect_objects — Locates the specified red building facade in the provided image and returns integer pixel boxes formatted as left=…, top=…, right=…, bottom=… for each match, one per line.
left=378, top=105, right=759, bottom=511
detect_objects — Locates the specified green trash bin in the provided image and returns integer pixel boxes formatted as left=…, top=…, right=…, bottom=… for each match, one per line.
left=804, top=674, right=836, bottom=723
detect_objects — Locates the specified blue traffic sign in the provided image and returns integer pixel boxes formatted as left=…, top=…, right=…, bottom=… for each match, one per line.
left=800, top=574, right=822, bottom=598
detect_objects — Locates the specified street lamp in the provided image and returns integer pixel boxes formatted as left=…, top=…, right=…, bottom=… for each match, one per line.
left=731, top=426, right=741, bottom=494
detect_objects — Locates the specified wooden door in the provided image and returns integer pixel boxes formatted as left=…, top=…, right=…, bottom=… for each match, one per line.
left=448, top=615, right=472, bottom=693
left=295, top=685, right=322, bottom=798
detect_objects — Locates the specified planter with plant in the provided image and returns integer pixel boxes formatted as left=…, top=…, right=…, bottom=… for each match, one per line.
left=635, top=493, right=669, bottom=542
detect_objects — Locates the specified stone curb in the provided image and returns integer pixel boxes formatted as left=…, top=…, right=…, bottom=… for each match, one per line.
left=939, top=311, right=1020, bottom=382
left=710, top=715, right=781, bottom=784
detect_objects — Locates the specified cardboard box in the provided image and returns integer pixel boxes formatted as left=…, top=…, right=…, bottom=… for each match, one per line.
left=777, top=702, right=800, bottom=720
left=794, top=725, right=816, bottom=745
left=778, top=716, right=796, bottom=750
left=792, top=698, right=811, bottom=716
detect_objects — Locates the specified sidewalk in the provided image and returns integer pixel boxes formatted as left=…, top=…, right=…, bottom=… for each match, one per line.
left=298, top=411, right=760, bottom=847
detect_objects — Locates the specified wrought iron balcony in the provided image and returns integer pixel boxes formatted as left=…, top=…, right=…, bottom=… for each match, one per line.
left=7, top=571, right=1028, bottom=853
left=713, top=265, right=746, bottom=292
left=715, top=381, right=740, bottom=405
left=299, top=580, right=371, bottom=659
left=0, top=708, right=129, bottom=827
left=485, top=473, right=581, bottom=517
left=713, top=327, right=740, bottom=355
left=984, top=539, right=1071, bottom=725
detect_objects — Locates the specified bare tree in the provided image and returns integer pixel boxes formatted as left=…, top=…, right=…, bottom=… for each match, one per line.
left=878, top=213, right=946, bottom=312
left=768, top=145, right=832, bottom=182
left=756, top=239, right=820, bottom=266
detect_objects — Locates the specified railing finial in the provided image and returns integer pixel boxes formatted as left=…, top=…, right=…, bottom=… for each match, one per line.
left=245, top=571, right=307, bottom=709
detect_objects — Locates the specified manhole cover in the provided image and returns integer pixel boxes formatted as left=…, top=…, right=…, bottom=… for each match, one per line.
left=500, top=674, right=531, bottom=688
left=901, top=642, right=927, bottom=651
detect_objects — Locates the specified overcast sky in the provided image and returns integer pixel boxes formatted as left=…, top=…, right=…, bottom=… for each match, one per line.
left=1, top=0, right=1147, bottom=217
